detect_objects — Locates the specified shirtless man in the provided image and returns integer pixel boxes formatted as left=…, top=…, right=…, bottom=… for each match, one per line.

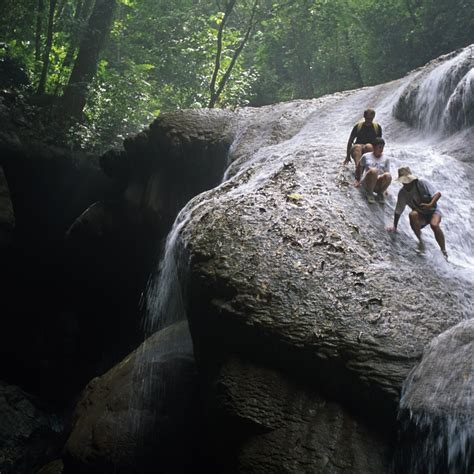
left=344, top=108, right=382, bottom=170
left=387, top=166, right=447, bottom=258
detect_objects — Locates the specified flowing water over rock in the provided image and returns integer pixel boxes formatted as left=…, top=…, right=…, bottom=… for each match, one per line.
left=394, top=45, right=474, bottom=134
left=135, top=46, right=474, bottom=472
left=396, top=320, right=473, bottom=474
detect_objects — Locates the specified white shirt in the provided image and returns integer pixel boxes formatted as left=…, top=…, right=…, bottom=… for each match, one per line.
left=360, top=152, right=390, bottom=181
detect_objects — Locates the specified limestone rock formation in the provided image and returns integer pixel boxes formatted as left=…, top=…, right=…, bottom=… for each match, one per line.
left=1, top=46, right=473, bottom=474
left=101, top=108, right=236, bottom=225
left=171, top=89, right=471, bottom=470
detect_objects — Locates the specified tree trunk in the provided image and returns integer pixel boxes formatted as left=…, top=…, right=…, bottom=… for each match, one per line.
left=54, top=0, right=94, bottom=95
left=56, top=0, right=67, bottom=19
left=62, top=0, right=117, bottom=118
left=36, top=0, right=57, bottom=95
left=208, top=0, right=258, bottom=108
left=208, top=0, right=237, bottom=108
left=342, top=30, right=364, bottom=88
left=35, top=0, right=45, bottom=77
left=62, top=0, right=95, bottom=70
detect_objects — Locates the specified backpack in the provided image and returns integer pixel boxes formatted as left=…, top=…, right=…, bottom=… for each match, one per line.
left=356, top=120, right=380, bottom=134
left=415, top=180, right=437, bottom=212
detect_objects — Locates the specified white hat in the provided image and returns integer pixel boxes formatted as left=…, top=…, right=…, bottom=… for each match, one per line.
left=395, top=166, right=417, bottom=184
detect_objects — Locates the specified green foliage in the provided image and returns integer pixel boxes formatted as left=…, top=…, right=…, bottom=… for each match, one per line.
left=1, top=0, right=473, bottom=149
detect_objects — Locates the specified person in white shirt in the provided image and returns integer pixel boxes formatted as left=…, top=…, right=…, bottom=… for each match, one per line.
left=354, top=137, right=392, bottom=203
left=387, top=166, right=447, bottom=257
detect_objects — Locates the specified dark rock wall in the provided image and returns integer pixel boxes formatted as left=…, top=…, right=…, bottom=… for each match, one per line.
left=0, top=98, right=233, bottom=406
left=0, top=143, right=122, bottom=400
left=0, top=381, right=65, bottom=474
left=0, top=164, right=14, bottom=244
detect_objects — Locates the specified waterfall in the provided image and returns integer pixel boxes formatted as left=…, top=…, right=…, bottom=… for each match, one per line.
left=125, top=199, right=209, bottom=468
left=128, top=44, right=474, bottom=472
left=141, top=211, right=189, bottom=336
left=395, top=320, right=473, bottom=474
left=444, top=66, right=474, bottom=132
left=394, top=45, right=474, bottom=134
left=381, top=48, right=474, bottom=473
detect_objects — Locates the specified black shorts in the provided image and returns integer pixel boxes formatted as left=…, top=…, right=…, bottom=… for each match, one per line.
left=419, top=209, right=441, bottom=228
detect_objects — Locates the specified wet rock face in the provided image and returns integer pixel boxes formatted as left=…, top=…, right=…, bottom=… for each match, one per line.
left=396, top=320, right=473, bottom=474
left=182, top=155, right=466, bottom=420
left=64, top=321, right=202, bottom=474
left=205, top=357, right=391, bottom=473
left=172, top=93, right=471, bottom=470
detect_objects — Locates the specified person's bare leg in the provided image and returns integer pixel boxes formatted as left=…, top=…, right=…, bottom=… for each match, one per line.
left=374, top=173, right=392, bottom=195
left=363, top=169, right=378, bottom=193
left=351, top=145, right=363, bottom=168
left=409, top=211, right=424, bottom=250
left=430, top=213, right=447, bottom=255
left=362, top=144, right=374, bottom=155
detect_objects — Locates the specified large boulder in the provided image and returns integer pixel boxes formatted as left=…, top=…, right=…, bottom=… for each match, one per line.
left=169, top=92, right=471, bottom=470
left=204, top=357, right=391, bottom=473
left=64, top=321, right=202, bottom=474
left=101, top=108, right=236, bottom=224
left=396, top=319, right=473, bottom=474
left=181, top=147, right=467, bottom=417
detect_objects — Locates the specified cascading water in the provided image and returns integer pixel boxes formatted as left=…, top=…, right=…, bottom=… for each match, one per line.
left=130, top=45, right=473, bottom=472
left=141, top=210, right=190, bottom=336
left=384, top=48, right=473, bottom=473
left=395, top=320, right=473, bottom=474
left=394, top=45, right=474, bottom=135
left=444, top=65, right=474, bottom=132
left=417, top=47, right=473, bottom=131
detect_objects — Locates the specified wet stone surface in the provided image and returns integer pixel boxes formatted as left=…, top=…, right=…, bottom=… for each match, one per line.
left=178, top=89, right=471, bottom=421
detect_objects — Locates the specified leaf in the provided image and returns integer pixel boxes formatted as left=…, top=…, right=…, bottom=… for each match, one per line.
left=135, top=63, right=155, bottom=72
left=287, top=193, right=304, bottom=201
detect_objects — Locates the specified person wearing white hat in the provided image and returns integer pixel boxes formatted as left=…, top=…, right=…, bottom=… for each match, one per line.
left=387, top=166, right=447, bottom=257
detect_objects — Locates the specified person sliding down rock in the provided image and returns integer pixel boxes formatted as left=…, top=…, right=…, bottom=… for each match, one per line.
left=354, top=137, right=392, bottom=203
left=344, top=108, right=383, bottom=172
left=387, top=166, right=448, bottom=258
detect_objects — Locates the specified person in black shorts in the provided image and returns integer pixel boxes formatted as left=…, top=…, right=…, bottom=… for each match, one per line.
left=387, top=166, right=447, bottom=258
left=344, top=108, right=382, bottom=172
